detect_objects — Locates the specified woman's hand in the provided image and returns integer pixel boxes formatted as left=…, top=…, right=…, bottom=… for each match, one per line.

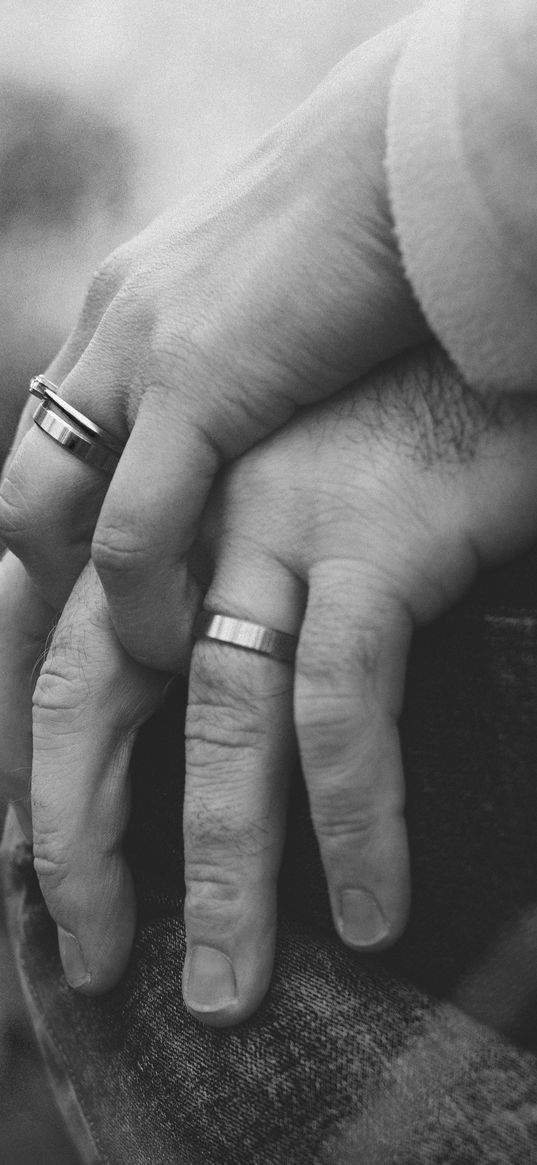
left=4, top=345, right=537, bottom=1022
left=0, top=14, right=425, bottom=674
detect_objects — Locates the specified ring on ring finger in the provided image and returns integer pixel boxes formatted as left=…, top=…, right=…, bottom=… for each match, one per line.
left=29, top=375, right=124, bottom=476
left=194, top=610, right=298, bottom=664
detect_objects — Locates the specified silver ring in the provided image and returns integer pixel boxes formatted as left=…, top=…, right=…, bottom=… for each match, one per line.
left=194, top=612, right=298, bottom=663
left=29, top=375, right=124, bottom=475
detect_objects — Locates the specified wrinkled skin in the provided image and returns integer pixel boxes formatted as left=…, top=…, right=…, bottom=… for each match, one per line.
left=0, top=15, right=424, bottom=675
left=2, top=346, right=537, bottom=1025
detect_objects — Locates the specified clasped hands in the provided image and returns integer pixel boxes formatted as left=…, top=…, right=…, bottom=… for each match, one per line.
left=1, top=13, right=537, bottom=1027
left=2, top=349, right=537, bottom=1026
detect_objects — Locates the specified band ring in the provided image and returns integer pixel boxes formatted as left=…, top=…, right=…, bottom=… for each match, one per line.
left=194, top=612, right=298, bottom=664
left=29, top=375, right=124, bottom=476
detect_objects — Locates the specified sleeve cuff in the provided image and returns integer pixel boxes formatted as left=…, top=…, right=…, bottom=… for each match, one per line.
left=386, top=0, right=537, bottom=393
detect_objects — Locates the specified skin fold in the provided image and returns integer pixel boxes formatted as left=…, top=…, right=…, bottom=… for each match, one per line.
left=2, top=346, right=537, bottom=1025
left=0, top=14, right=425, bottom=674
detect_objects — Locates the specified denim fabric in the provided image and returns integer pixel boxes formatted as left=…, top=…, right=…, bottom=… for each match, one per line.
left=5, top=550, right=537, bottom=1164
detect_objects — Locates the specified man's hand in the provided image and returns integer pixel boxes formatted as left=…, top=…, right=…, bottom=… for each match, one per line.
left=181, top=349, right=537, bottom=1023
left=4, top=345, right=537, bottom=1021
left=0, top=14, right=424, bottom=675
left=0, top=552, right=167, bottom=989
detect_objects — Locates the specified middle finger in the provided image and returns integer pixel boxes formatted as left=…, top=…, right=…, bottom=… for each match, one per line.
left=31, top=563, right=166, bottom=992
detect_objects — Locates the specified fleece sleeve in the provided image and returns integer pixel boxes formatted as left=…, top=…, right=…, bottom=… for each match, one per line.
left=386, top=0, right=537, bottom=393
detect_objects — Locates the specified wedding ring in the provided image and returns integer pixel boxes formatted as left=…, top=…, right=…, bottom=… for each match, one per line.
left=29, top=375, right=124, bottom=475
left=194, top=612, right=298, bottom=663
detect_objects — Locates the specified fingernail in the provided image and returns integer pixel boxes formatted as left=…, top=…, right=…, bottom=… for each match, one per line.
left=339, top=889, right=389, bottom=947
left=58, top=928, right=92, bottom=989
left=184, top=945, right=237, bottom=1011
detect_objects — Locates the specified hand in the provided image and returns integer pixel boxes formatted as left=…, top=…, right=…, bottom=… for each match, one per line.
left=181, top=348, right=537, bottom=1024
left=0, top=552, right=167, bottom=989
left=6, top=344, right=537, bottom=1021
left=0, top=14, right=425, bottom=674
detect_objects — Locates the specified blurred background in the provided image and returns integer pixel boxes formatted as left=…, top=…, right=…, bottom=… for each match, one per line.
left=0, top=1, right=415, bottom=1160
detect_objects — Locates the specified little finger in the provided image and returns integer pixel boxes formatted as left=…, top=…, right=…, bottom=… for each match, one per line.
left=294, top=559, right=412, bottom=951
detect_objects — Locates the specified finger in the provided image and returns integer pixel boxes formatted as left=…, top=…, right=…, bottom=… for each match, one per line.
left=182, top=557, right=301, bottom=1026
left=31, top=563, right=166, bottom=993
left=0, top=553, right=54, bottom=838
left=294, top=559, right=412, bottom=951
left=0, top=265, right=123, bottom=818
left=2, top=292, right=119, bottom=484
left=0, top=41, right=428, bottom=674
left=91, top=393, right=220, bottom=669
left=0, top=428, right=110, bottom=607
left=0, top=253, right=129, bottom=604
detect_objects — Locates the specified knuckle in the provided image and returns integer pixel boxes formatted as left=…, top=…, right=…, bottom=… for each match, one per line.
left=32, top=661, right=89, bottom=729
left=186, top=699, right=264, bottom=758
left=184, top=872, right=247, bottom=930
left=150, top=305, right=219, bottom=382
left=184, top=794, right=272, bottom=864
left=84, top=246, right=130, bottom=316
left=0, top=473, right=33, bottom=548
left=32, top=830, right=71, bottom=899
left=189, top=639, right=286, bottom=713
left=296, top=616, right=382, bottom=689
left=91, top=522, right=151, bottom=582
left=294, top=688, right=362, bottom=772
left=313, top=791, right=379, bottom=849
left=32, top=835, right=93, bottom=922
left=294, top=684, right=357, bottom=733
left=150, top=324, right=187, bottom=389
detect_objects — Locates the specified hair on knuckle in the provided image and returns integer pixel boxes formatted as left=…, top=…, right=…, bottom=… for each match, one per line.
left=186, top=800, right=272, bottom=862
left=353, top=343, right=525, bottom=468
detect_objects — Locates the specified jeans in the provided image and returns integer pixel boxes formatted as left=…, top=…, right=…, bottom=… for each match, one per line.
left=4, top=550, right=537, bottom=1164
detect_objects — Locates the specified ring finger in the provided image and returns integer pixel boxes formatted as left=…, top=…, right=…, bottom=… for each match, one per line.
left=185, top=544, right=412, bottom=1030
left=183, top=550, right=303, bottom=1025
left=0, top=263, right=130, bottom=607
